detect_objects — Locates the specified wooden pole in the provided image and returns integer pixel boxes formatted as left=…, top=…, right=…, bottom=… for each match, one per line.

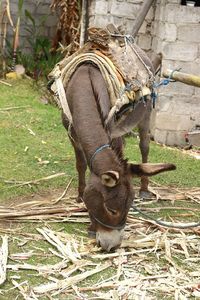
left=131, top=0, right=155, bottom=38
left=79, top=0, right=88, bottom=47
left=162, top=69, right=200, bottom=88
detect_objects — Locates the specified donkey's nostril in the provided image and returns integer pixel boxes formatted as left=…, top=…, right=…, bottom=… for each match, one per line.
left=105, top=206, right=118, bottom=216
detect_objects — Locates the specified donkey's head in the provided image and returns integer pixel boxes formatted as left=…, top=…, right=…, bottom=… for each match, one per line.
left=83, top=162, right=176, bottom=251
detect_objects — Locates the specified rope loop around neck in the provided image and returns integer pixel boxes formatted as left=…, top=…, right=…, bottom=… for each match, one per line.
left=89, top=144, right=110, bottom=171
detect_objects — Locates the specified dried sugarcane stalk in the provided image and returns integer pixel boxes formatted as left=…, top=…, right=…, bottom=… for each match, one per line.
left=7, top=260, right=68, bottom=274
left=12, top=280, right=39, bottom=300
left=52, top=177, right=73, bottom=204
left=0, top=235, right=8, bottom=285
left=33, top=262, right=112, bottom=294
left=37, top=227, right=81, bottom=262
left=3, top=172, right=66, bottom=188
left=0, top=207, right=71, bottom=219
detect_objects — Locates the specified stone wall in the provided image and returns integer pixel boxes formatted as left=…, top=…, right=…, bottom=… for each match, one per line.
left=1, top=0, right=57, bottom=53
left=88, top=0, right=200, bottom=146
left=151, top=0, right=200, bottom=146
left=88, top=0, right=155, bottom=54
left=2, top=0, right=200, bottom=146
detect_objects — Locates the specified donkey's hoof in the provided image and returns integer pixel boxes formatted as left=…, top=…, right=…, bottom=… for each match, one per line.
left=76, top=196, right=83, bottom=203
left=139, top=190, right=155, bottom=199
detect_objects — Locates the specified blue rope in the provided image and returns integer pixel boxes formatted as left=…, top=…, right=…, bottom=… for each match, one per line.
left=151, top=68, right=181, bottom=107
left=154, top=68, right=181, bottom=89
left=90, top=144, right=110, bottom=170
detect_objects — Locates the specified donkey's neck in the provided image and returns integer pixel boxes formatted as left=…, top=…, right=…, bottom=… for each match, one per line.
left=66, top=63, right=121, bottom=176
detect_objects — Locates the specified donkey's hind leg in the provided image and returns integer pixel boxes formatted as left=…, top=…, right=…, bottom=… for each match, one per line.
left=70, top=138, right=87, bottom=203
left=62, top=112, right=87, bottom=203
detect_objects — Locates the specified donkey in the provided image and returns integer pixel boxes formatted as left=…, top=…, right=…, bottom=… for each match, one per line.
left=62, top=63, right=176, bottom=251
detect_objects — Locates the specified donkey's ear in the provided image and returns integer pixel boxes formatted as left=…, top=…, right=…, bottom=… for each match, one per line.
left=101, top=171, right=119, bottom=187
left=128, top=163, right=176, bottom=177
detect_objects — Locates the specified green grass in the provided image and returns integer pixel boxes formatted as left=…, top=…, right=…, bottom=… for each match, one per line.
left=0, top=79, right=199, bottom=201
left=125, top=139, right=200, bottom=187
left=0, top=79, right=75, bottom=200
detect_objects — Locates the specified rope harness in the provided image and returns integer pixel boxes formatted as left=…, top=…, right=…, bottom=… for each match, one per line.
left=88, top=204, right=200, bottom=231
left=131, top=205, right=200, bottom=229
left=90, top=211, right=126, bottom=230
left=89, top=144, right=111, bottom=171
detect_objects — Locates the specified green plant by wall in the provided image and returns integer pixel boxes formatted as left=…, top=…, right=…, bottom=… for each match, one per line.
left=4, top=2, right=63, bottom=80
left=17, top=9, right=62, bottom=80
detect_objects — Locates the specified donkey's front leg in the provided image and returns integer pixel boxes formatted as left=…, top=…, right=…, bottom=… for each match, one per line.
left=138, top=127, right=151, bottom=198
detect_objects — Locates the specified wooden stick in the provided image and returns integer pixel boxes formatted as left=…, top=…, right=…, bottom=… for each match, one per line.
left=131, top=0, right=155, bottom=37
left=0, top=235, right=8, bottom=285
left=0, top=105, right=28, bottom=112
left=163, top=69, right=200, bottom=88
left=0, top=80, right=12, bottom=86
left=4, top=172, right=66, bottom=188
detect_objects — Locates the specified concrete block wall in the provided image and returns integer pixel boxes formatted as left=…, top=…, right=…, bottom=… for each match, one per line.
left=151, top=0, right=200, bottom=146
left=2, top=0, right=200, bottom=146
left=89, top=0, right=200, bottom=146
left=88, top=0, right=155, bottom=53
left=1, top=0, right=57, bottom=53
